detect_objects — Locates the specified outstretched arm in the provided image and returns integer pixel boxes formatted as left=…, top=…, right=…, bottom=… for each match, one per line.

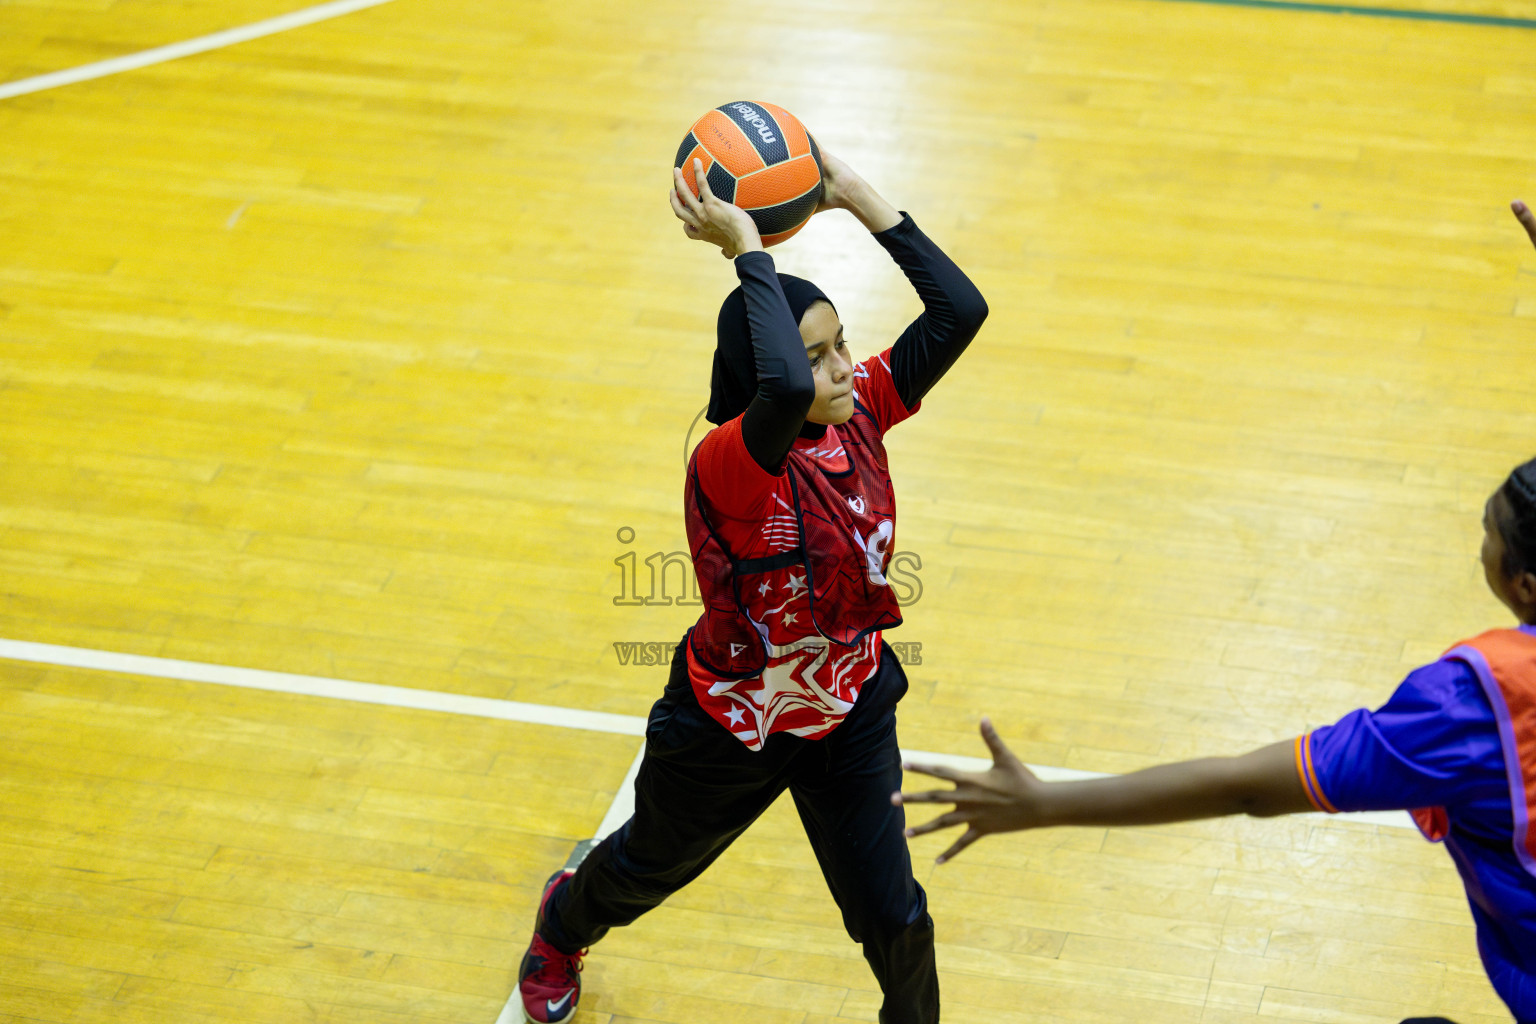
left=894, top=718, right=1313, bottom=863
left=816, top=148, right=988, bottom=412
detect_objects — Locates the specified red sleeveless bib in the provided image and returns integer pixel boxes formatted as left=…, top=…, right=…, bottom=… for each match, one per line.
left=685, top=399, right=904, bottom=680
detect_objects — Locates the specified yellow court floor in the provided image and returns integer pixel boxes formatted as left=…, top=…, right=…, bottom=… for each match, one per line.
left=2, top=0, right=1535, bottom=1021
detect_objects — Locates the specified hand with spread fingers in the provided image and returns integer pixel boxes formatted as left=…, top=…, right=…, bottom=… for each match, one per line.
left=894, top=717, right=1042, bottom=864
left=894, top=718, right=1313, bottom=864
left=670, top=158, right=763, bottom=259
left=1515, top=200, right=1536, bottom=252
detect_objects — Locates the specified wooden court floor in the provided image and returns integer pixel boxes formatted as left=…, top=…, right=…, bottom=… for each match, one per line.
left=2, top=0, right=1535, bottom=1021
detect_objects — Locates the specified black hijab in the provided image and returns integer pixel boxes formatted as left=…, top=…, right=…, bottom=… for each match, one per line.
left=708, top=274, right=834, bottom=426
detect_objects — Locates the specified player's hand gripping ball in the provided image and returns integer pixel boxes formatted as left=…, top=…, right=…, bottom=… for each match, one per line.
left=676, top=101, right=824, bottom=247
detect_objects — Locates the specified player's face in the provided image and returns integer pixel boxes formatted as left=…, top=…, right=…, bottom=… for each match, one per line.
left=1481, top=491, right=1535, bottom=622
left=1481, top=495, right=1508, bottom=606
left=799, top=301, right=854, bottom=425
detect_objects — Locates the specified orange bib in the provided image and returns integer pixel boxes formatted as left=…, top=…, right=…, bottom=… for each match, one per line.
left=1412, top=627, right=1536, bottom=879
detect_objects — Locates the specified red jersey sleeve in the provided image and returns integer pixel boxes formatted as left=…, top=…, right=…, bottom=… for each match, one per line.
left=690, top=415, right=784, bottom=523
left=854, top=347, right=919, bottom=436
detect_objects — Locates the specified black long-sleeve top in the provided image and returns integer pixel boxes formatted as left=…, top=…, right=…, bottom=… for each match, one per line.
left=732, top=212, right=988, bottom=473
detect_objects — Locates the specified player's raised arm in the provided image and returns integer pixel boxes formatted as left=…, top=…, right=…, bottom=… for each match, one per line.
left=1514, top=200, right=1536, bottom=252
left=814, top=147, right=903, bottom=233
left=814, top=146, right=988, bottom=413
left=894, top=719, right=1312, bottom=863
left=674, top=157, right=826, bottom=475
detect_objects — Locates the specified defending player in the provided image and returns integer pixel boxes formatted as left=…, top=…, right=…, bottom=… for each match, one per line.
left=903, top=465, right=1535, bottom=1024
left=895, top=208, right=1536, bottom=1023
left=515, top=146, right=987, bottom=1023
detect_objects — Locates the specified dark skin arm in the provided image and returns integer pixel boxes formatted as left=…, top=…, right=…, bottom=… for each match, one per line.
left=1515, top=200, right=1536, bottom=251
left=894, top=718, right=1314, bottom=863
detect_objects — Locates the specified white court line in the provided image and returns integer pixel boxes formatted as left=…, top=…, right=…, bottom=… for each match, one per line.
left=0, top=638, right=645, bottom=736
left=493, top=983, right=525, bottom=1024
left=0, top=0, right=399, bottom=101
left=592, top=744, right=650, bottom=841
left=0, top=636, right=1411, bottom=830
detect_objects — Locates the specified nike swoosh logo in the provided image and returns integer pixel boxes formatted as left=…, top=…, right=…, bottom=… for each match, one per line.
left=546, top=991, right=574, bottom=1017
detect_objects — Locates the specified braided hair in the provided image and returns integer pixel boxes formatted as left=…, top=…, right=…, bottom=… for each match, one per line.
left=1496, top=456, right=1536, bottom=578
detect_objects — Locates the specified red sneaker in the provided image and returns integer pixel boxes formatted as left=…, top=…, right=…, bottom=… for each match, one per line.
left=518, top=870, right=584, bottom=1024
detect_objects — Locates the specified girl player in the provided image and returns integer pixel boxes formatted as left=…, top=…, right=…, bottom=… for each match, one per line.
left=516, top=144, right=987, bottom=1024
left=898, top=205, right=1536, bottom=1022
left=896, top=223, right=1536, bottom=1022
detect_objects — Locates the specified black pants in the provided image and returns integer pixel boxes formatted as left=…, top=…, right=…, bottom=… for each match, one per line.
left=542, top=636, right=938, bottom=1024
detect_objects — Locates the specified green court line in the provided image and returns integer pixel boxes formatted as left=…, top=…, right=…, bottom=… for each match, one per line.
left=1150, top=0, right=1536, bottom=28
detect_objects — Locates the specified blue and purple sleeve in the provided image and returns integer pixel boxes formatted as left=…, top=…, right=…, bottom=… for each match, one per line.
left=1296, top=659, right=1507, bottom=814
